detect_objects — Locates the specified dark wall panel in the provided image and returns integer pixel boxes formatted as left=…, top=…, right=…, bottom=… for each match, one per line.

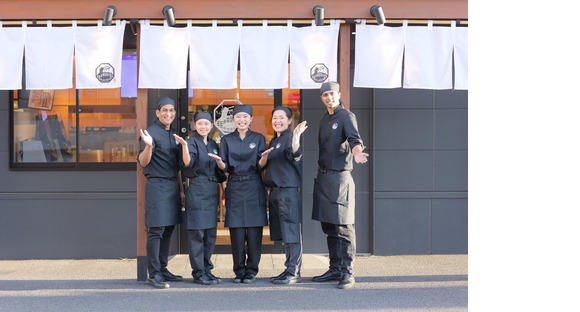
left=431, top=199, right=468, bottom=254
left=374, top=151, right=435, bottom=192
left=374, top=199, right=431, bottom=255
left=374, top=109, right=434, bottom=150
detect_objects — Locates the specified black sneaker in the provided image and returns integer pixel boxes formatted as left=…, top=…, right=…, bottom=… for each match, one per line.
left=312, top=269, right=341, bottom=282
left=272, top=272, right=302, bottom=285
left=270, top=271, right=287, bottom=282
left=206, top=271, right=222, bottom=284
left=193, top=273, right=218, bottom=285
left=147, top=274, right=170, bottom=289
left=161, top=270, right=183, bottom=282
left=337, top=273, right=355, bottom=289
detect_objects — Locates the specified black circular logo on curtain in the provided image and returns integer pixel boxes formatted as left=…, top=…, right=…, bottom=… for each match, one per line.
left=310, top=63, right=329, bottom=83
left=96, top=63, right=115, bottom=83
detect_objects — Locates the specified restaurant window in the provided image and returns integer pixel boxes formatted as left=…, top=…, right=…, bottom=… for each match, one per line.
left=10, top=52, right=137, bottom=170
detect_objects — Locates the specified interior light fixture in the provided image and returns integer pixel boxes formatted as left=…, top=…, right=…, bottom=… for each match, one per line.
left=370, top=5, right=386, bottom=25
left=162, top=5, right=176, bottom=27
left=103, top=5, right=117, bottom=26
left=313, top=5, right=325, bottom=26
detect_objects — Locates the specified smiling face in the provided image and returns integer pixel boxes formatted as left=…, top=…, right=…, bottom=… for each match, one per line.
left=320, top=90, right=341, bottom=113
left=271, top=109, right=292, bottom=135
left=233, top=112, right=252, bottom=131
left=156, top=104, right=176, bottom=129
left=194, top=119, right=213, bottom=137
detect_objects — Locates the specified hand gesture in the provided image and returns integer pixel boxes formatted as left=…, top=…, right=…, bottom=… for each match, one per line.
left=354, top=152, right=369, bottom=164
left=173, top=134, right=187, bottom=146
left=208, top=153, right=222, bottom=162
left=293, top=120, right=308, bottom=137
left=261, top=147, right=275, bottom=159
left=140, top=129, right=153, bottom=147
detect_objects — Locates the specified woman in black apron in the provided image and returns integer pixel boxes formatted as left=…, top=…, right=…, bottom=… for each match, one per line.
left=262, top=106, right=308, bottom=285
left=176, top=112, right=226, bottom=285
left=209, top=104, right=267, bottom=284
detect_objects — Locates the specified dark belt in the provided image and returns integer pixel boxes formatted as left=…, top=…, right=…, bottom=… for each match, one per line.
left=228, top=173, right=259, bottom=182
left=147, top=177, right=177, bottom=181
left=188, top=175, right=217, bottom=183
left=318, top=167, right=346, bottom=174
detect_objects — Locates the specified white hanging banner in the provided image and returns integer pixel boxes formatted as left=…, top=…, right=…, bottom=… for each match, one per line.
left=353, top=21, right=404, bottom=89
left=189, top=21, right=241, bottom=89
left=138, top=20, right=189, bottom=89
left=403, top=21, right=454, bottom=90
left=75, top=20, right=126, bottom=89
left=290, top=20, right=339, bottom=89
left=25, top=21, right=75, bottom=90
left=240, top=21, right=290, bottom=89
left=0, top=22, right=25, bottom=90
left=454, top=25, right=468, bottom=90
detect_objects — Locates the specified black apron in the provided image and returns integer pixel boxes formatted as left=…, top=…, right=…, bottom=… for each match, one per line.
left=312, top=170, right=355, bottom=225
left=184, top=175, right=220, bottom=230
left=225, top=173, right=267, bottom=228
left=268, top=187, right=302, bottom=243
left=145, top=177, right=181, bottom=227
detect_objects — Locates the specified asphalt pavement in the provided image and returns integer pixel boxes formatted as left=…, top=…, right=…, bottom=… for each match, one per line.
left=0, top=254, right=467, bottom=312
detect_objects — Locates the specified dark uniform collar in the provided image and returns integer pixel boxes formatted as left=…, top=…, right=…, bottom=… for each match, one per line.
left=274, top=128, right=291, bottom=139
left=153, top=119, right=170, bottom=130
left=327, top=100, right=345, bottom=116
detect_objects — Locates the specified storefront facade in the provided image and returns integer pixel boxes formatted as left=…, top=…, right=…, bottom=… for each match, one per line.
left=0, top=0, right=468, bottom=264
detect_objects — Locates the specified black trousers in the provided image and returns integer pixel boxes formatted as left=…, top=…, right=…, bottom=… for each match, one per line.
left=229, top=227, right=263, bottom=276
left=321, top=222, right=356, bottom=275
left=146, top=225, right=175, bottom=279
left=188, top=228, right=217, bottom=277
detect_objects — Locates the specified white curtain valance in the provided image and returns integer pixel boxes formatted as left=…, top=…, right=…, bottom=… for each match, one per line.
left=289, top=20, right=339, bottom=89
left=189, top=21, right=241, bottom=89
left=454, top=24, right=468, bottom=90
left=25, top=21, right=75, bottom=90
left=0, top=22, right=25, bottom=90
left=240, top=21, right=290, bottom=89
left=404, top=21, right=454, bottom=90
left=138, top=20, right=189, bottom=89
left=75, top=20, right=126, bottom=89
left=353, top=20, right=404, bottom=89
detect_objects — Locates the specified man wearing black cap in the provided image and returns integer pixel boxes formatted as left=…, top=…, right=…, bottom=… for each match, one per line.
left=138, top=96, right=184, bottom=289
left=312, top=81, right=369, bottom=289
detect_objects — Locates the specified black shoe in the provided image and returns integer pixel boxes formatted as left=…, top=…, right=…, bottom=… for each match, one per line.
left=312, top=269, right=341, bottom=282
left=161, top=270, right=183, bottom=282
left=206, top=272, right=222, bottom=284
left=193, top=273, right=218, bottom=285
left=337, top=273, right=355, bottom=289
left=233, top=274, right=244, bottom=283
left=270, top=271, right=287, bottom=282
left=242, top=272, right=256, bottom=284
left=147, top=275, right=170, bottom=289
left=272, top=272, right=302, bottom=285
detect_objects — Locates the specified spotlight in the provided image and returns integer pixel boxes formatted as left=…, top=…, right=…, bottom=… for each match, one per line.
left=370, top=5, right=386, bottom=25
left=162, top=5, right=176, bottom=27
left=103, top=5, right=117, bottom=26
left=312, top=5, right=324, bottom=26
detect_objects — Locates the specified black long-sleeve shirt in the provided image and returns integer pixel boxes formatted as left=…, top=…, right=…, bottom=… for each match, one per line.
left=138, top=120, right=180, bottom=179
left=264, top=128, right=302, bottom=188
left=318, top=103, right=364, bottom=172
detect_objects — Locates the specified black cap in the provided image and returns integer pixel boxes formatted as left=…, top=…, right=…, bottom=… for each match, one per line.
left=233, top=104, right=253, bottom=117
left=193, top=111, right=213, bottom=123
left=320, top=81, right=340, bottom=95
left=156, top=96, right=176, bottom=110
left=272, top=106, right=293, bottom=118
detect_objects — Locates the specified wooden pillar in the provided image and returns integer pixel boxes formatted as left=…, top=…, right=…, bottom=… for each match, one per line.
left=338, top=22, right=351, bottom=110
left=135, top=22, right=149, bottom=281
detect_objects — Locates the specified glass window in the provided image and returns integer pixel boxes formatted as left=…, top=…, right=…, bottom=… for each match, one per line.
left=11, top=50, right=137, bottom=170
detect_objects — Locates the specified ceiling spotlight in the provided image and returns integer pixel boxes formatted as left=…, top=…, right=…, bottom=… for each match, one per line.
left=370, top=5, right=386, bottom=25
left=162, top=5, right=176, bottom=27
left=103, top=5, right=117, bottom=26
left=313, top=5, right=325, bottom=26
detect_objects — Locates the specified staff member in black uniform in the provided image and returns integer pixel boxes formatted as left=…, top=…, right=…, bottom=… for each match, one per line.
left=138, top=96, right=184, bottom=289
left=311, top=82, right=369, bottom=289
left=175, top=112, right=226, bottom=285
left=262, top=106, right=308, bottom=284
left=209, top=104, right=268, bottom=284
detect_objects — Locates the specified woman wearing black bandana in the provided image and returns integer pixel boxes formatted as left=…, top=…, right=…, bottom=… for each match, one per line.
left=209, top=104, right=268, bottom=284
left=262, top=106, right=308, bottom=284
left=175, top=112, right=226, bottom=285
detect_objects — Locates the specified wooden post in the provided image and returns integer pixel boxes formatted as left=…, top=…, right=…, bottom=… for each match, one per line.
left=339, top=22, right=351, bottom=110
left=135, top=22, right=149, bottom=281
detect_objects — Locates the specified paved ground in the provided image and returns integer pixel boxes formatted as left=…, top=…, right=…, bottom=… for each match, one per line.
left=0, top=254, right=467, bottom=312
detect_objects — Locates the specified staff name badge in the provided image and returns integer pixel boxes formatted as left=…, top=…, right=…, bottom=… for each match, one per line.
left=249, top=143, right=256, bottom=149
left=332, top=122, right=338, bottom=130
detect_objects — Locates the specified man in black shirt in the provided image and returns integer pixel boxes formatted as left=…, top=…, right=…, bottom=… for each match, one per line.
left=312, top=81, right=368, bottom=289
left=138, top=96, right=184, bottom=289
